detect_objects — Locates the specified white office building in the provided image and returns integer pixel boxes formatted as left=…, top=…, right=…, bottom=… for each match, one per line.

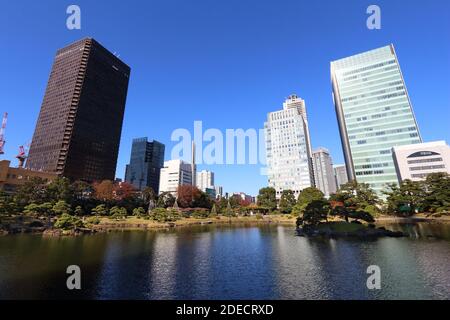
left=196, top=170, right=214, bottom=191
left=214, top=186, right=223, bottom=198
left=331, top=44, right=422, bottom=193
left=312, top=148, right=337, bottom=198
left=158, top=159, right=193, bottom=195
left=334, top=164, right=349, bottom=189
left=264, top=94, right=314, bottom=199
left=233, top=192, right=254, bottom=203
left=392, top=141, right=450, bottom=182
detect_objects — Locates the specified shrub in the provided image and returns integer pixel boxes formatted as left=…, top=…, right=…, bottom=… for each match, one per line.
left=132, top=207, right=146, bottom=217
left=54, top=213, right=84, bottom=230
left=23, top=202, right=53, bottom=217
left=52, top=200, right=71, bottom=215
left=109, top=206, right=127, bottom=220
left=150, top=208, right=181, bottom=222
left=192, top=208, right=210, bottom=218
left=91, top=204, right=108, bottom=216
left=256, top=213, right=263, bottom=220
left=74, top=206, right=84, bottom=216
left=86, top=216, right=100, bottom=225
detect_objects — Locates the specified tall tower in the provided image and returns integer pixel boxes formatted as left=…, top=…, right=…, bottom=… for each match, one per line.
left=125, top=138, right=165, bottom=193
left=196, top=170, right=214, bottom=191
left=312, top=148, right=337, bottom=198
left=264, top=95, right=314, bottom=199
left=26, top=38, right=131, bottom=182
left=191, top=140, right=196, bottom=187
left=331, top=44, right=421, bottom=193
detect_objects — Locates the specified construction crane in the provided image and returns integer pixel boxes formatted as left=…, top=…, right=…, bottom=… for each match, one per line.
left=17, top=145, right=28, bottom=168
left=0, top=112, right=8, bottom=155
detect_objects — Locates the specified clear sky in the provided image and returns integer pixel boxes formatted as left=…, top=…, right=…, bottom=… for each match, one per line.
left=1, top=0, right=449, bottom=196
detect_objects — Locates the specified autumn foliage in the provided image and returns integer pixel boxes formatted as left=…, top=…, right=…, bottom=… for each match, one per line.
left=93, top=180, right=136, bottom=201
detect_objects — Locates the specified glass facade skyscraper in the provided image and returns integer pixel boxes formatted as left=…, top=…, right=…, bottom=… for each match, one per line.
left=331, top=44, right=421, bottom=193
left=125, top=138, right=165, bottom=193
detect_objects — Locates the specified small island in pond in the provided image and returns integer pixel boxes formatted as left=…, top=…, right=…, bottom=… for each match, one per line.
left=296, top=221, right=404, bottom=238
left=293, top=185, right=409, bottom=239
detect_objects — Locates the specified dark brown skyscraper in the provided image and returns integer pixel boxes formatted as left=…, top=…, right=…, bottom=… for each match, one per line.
left=26, top=38, right=130, bottom=182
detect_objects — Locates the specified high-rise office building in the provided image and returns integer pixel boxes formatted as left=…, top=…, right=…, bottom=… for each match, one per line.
left=334, top=164, right=349, bottom=189
left=392, top=141, right=450, bottom=182
left=196, top=170, right=214, bottom=191
left=214, top=186, right=223, bottom=198
left=26, top=38, right=131, bottom=182
left=331, top=44, right=421, bottom=193
left=264, top=94, right=314, bottom=199
left=312, top=148, right=337, bottom=198
left=124, top=138, right=165, bottom=193
left=191, top=141, right=197, bottom=187
left=158, top=159, right=193, bottom=195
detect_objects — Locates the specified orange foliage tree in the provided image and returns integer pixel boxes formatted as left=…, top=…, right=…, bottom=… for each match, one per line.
left=177, top=185, right=201, bottom=208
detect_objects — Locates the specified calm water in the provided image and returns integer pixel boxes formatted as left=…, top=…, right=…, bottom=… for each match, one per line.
left=0, top=222, right=449, bottom=300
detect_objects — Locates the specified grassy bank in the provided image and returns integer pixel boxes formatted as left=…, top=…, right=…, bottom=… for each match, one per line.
left=91, top=214, right=297, bottom=231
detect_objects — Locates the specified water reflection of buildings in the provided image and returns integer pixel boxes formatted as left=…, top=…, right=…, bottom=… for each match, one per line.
left=148, top=234, right=178, bottom=299
left=272, top=226, right=332, bottom=299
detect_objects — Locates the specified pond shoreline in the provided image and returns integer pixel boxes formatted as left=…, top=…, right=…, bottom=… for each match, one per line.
left=1, top=214, right=449, bottom=236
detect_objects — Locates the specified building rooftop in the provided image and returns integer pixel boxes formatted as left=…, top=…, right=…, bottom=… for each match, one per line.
left=393, top=141, right=447, bottom=151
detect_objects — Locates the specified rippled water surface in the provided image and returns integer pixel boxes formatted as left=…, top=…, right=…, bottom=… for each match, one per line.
left=0, top=223, right=449, bottom=299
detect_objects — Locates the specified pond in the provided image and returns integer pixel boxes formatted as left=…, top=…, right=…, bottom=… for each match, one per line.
left=0, top=222, right=449, bottom=299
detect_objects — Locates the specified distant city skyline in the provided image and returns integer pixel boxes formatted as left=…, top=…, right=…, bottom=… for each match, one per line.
left=1, top=0, right=449, bottom=195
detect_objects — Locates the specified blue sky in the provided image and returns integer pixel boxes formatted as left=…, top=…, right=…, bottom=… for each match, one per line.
left=1, top=0, right=449, bottom=196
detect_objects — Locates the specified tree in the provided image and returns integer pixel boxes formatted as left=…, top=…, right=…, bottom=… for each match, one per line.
left=330, top=205, right=350, bottom=222
left=177, top=185, right=201, bottom=208
left=0, top=191, right=16, bottom=216
left=150, top=208, right=181, bottom=222
left=295, top=187, right=325, bottom=216
left=109, top=206, right=127, bottom=219
left=257, top=187, right=277, bottom=212
left=422, top=173, right=450, bottom=213
left=334, top=181, right=379, bottom=211
left=216, top=197, right=228, bottom=214
left=157, top=192, right=175, bottom=208
left=52, top=200, right=71, bottom=215
left=72, top=180, right=92, bottom=201
left=47, top=177, right=73, bottom=204
left=331, top=205, right=376, bottom=223
left=74, top=206, right=84, bottom=216
left=349, top=210, right=375, bottom=223
left=23, top=202, right=53, bottom=217
left=238, top=198, right=252, bottom=207
left=228, top=195, right=241, bottom=209
left=225, top=200, right=235, bottom=217
left=113, top=182, right=136, bottom=201
left=14, top=177, right=49, bottom=207
left=279, top=190, right=296, bottom=214
left=210, top=204, right=217, bottom=216
left=142, top=187, right=157, bottom=203
left=193, top=191, right=213, bottom=209
left=299, top=200, right=330, bottom=226
left=93, top=180, right=114, bottom=201
left=54, top=213, right=84, bottom=230
left=133, top=207, right=146, bottom=216
left=91, top=204, right=108, bottom=216
left=383, top=180, right=425, bottom=216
